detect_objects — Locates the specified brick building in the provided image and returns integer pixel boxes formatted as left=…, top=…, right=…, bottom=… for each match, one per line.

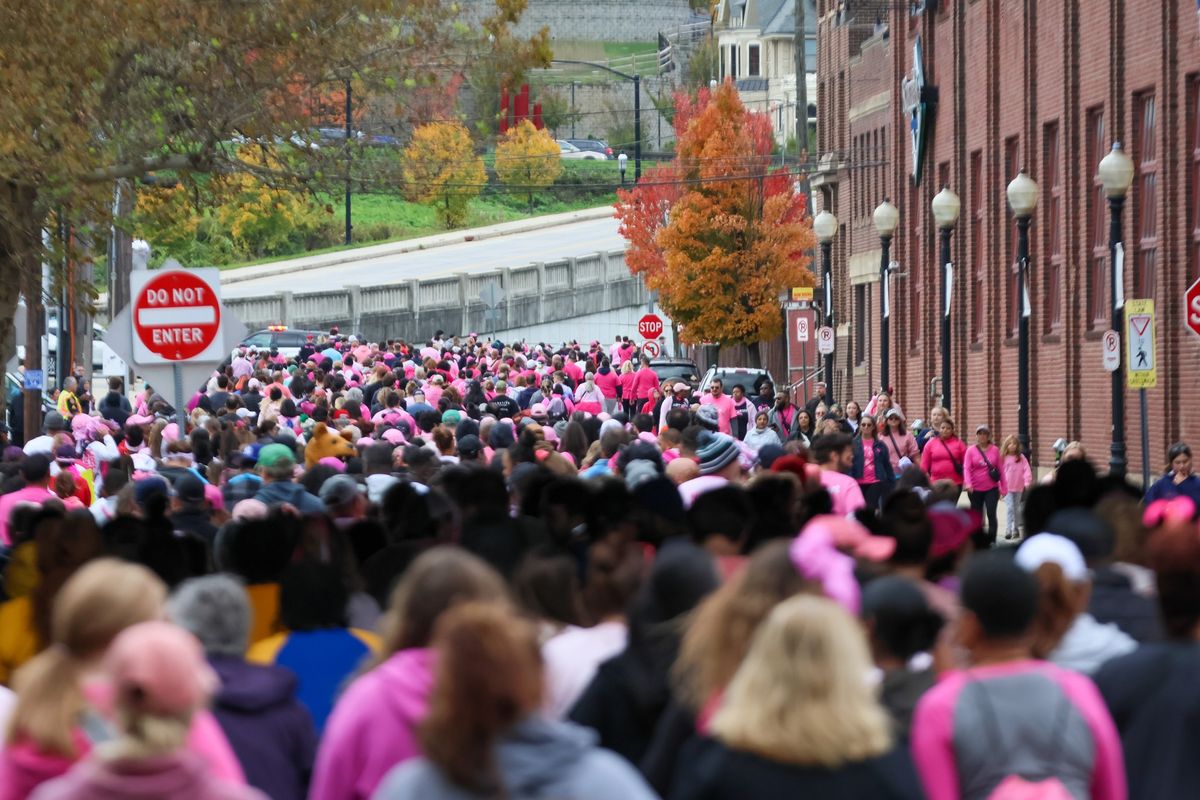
left=811, top=0, right=1200, bottom=476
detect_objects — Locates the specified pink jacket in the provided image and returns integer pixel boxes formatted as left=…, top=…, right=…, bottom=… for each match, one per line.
left=1003, top=453, right=1034, bottom=494
left=0, top=683, right=243, bottom=800
left=963, top=443, right=1006, bottom=494
left=308, top=648, right=434, bottom=800
left=26, top=752, right=263, bottom=800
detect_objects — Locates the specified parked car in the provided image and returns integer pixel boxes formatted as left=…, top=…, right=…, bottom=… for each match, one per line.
left=649, top=357, right=701, bottom=391
left=565, top=139, right=613, bottom=158
left=557, top=140, right=608, bottom=160
left=5, top=372, right=55, bottom=414
left=13, top=307, right=114, bottom=374
left=236, top=327, right=325, bottom=358
left=698, top=366, right=774, bottom=396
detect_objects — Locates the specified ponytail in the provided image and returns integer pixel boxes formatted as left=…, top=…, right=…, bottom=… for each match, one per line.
left=7, top=646, right=86, bottom=756
left=1030, top=562, right=1086, bottom=658
left=419, top=603, right=541, bottom=794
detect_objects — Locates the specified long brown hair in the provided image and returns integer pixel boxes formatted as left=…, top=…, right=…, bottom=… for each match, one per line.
left=1029, top=562, right=1088, bottom=658
left=372, top=547, right=508, bottom=665
left=31, top=512, right=104, bottom=650
left=419, top=603, right=542, bottom=794
left=8, top=559, right=166, bottom=756
left=674, top=540, right=817, bottom=711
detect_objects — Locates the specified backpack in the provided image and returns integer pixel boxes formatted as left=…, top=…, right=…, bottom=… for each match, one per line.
left=970, top=680, right=1075, bottom=800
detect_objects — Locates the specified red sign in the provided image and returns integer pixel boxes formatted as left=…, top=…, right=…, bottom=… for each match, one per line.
left=133, top=270, right=222, bottom=361
left=1187, top=277, right=1200, bottom=338
left=638, top=314, right=664, bottom=340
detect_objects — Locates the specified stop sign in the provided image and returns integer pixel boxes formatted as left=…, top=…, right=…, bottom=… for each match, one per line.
left=132, top=269, right=223, bottom=363
left=638, top=314, right=664, bottom=340
left=1187, top=276, right=1200, bottom=338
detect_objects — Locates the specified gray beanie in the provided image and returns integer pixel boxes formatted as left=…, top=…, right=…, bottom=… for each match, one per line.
left=695, top=404, right=721, bottom=432
left=169, top=574, right=251, bottom=657
left=696, top=431, right=740, bottom=476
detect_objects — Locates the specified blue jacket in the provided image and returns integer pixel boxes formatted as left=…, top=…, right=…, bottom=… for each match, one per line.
left=852, top=438, right=896, bottom=487
left=254, top=480, right=324, bottom=515
left=1144, top=473, right=1200, bottom=506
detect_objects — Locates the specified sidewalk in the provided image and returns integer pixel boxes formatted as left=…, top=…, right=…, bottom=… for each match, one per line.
left=220, top=205, right=616, bottom=285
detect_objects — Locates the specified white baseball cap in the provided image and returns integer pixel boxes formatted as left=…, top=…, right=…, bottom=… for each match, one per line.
left=1015, top=533, right=1088, bottom=581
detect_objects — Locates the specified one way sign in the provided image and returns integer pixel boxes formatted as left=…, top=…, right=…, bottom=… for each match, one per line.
left=1125, top=299, right=1157, bottom=390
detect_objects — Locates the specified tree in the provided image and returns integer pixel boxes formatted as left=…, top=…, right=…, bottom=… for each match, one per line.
left=536, top=88, right=579, bottom=138
left=614, top=163, right=684, bottom=288
left=653, top=82, right=814, bottom=366
left=401, top=122, right=486, bottom=228
left=493, top=120, right=562, bottom=212
left=0, top=0, right=550, bottom=360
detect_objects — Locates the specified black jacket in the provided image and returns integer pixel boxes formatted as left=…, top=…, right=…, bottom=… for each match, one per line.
left=667, top=737, right=923, bottom=800
left=1095, top=642, right=1200, bottom=800
left=97, top=390, right=131, bottom=426
left=1088, top=566, right=1164, bottom=643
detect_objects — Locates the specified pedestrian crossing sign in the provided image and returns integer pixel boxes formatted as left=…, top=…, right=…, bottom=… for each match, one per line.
left=1125, top=299, right=1157, bottom=390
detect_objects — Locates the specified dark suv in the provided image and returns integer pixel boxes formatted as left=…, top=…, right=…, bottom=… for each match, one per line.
left=649, top=357, right=701, bottom=391
left=565, top=139, right=613, bottom=158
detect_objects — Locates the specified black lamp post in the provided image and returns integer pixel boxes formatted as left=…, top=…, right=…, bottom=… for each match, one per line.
left=873, top=199, right=900, bottom=394
left=932, top=186, right=961, bottom=414
left=1006, top=169, right=1039, bottom=456
left=1098, top=142, right=1134, bottom=478
left=813, top=209, right=839, bottom=406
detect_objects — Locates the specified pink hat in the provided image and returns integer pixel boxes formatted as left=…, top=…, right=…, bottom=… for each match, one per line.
left=318, top=456, right=347, bottom=472
left=231, top=498, right=269, bottom=521
left=790, top=527, right=861, bottom=614
left=126, top=414, right=153, bottom=427
left=673, top=382, right=689, bottom=393
left=802, top=515, right=896, bottom=562
left=104, top=621, right=217, bottom=717
left=203, top=483, right=225, bottom=512
left=162, top=423, right=180, bottom=445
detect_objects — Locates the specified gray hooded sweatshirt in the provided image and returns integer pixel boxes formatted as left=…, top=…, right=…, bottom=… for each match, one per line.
left=370, top=717, right=658, bottom=800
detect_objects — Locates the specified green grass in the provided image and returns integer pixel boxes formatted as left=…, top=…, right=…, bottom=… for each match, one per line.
left=602, top=42, right=658, bottom=59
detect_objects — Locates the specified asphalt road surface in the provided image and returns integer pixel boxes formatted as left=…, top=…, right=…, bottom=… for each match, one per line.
left=221, top=216, right=625, bottom=298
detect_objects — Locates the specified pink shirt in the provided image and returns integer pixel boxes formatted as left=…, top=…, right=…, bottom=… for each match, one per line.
left=0, top=485, right=56, bottom=545
left=699, top=393, right=735, bottom=435
left=631, top=368, right=659, bottom=401
left=819, top=469, right=866, bottom=517
left=593, top=370, right=619, bottom=399
left=1003, top=453, right=1034, bottom=493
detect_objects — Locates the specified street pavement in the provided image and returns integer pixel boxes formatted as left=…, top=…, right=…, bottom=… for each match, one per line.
left=221, top=209, right=625, bottom=298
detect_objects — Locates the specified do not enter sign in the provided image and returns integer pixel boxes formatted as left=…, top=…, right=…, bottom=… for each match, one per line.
left=131, top=269, right=224, bottom=363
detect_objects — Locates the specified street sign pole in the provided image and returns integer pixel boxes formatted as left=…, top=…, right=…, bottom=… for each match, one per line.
left=1140, top=389, right=1150, bottom=490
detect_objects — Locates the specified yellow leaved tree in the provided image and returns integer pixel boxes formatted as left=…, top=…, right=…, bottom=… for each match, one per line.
left=401, top=122, right=486, bottom=228
left=493, top=120, right=562, bottom=212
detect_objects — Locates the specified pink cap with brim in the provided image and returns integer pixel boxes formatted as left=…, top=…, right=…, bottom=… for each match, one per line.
left=802, top=515, right=896, bottom=562
left=105, top=621, right=217, bottom=717
left=318, top=456, right=347, bottom=472
left=231, top=498, right=269, bottom=521
left=203, top=484, right=225, bottom=512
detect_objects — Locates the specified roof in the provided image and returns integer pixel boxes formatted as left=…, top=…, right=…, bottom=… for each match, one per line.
left=735, top=78, right=770, bottom=92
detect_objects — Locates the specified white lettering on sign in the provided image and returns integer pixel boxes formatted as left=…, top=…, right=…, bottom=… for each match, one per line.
left=151, top=328, right=205, bottom=345
left=1191, top=295, right=1200, bottom=327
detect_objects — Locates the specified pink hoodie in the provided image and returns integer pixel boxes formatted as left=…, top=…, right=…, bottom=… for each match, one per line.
left=0, top=682, right=243, bottom=800
left=308, top=648, right=434, bottom=800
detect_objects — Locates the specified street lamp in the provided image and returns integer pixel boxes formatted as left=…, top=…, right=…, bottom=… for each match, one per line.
left=931, top=186, right=960, bottom=413
left=1098, top=141, right=1135, bottom=478
left=873, top=199, right=900, bottom=393
left=813, top=210, right=839, bottom=406
left=1006, top=168, right=1038, bottom=457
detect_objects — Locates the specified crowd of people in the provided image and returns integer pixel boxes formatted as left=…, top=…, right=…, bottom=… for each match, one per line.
left=0, top=327, right=1197, bottom=799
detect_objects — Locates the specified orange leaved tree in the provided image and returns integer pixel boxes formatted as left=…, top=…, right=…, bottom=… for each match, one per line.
left=402, top=122, right=486, bottom=228
left=654, top=81, right=814, bottom=367
left=494, top=120, right=562, bottom=213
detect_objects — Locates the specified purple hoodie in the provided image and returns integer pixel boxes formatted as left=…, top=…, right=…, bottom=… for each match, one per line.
left=308, top=648, right=434, bottom=800
left=207, top=656, right=316, bottom=800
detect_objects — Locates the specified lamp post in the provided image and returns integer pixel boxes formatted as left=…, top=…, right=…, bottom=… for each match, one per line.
left=931, top=186, right=961, bottom=413
left=873, top=199, right=900, bottom=393
left=1098, top=142, right=1135, bottom=478
left=1006, top=169, right=1039, bottom=456
left=813, top=210, right=839, bottom=406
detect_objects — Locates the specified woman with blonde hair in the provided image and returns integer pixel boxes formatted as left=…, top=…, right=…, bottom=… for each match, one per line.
left=0, top=559, right=244, bottom=799
left=309, top=547, right=510, bottom=800
left=372, top=603, right=656, bottom=800
left=670, top=595, right=922, bottom=798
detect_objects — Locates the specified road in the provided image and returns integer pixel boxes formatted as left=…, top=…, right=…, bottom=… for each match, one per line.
left=221, top=216, right=625, bottom=298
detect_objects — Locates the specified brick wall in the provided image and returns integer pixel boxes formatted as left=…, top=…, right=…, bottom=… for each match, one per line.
left=818, top=0, right=1200, bottom=476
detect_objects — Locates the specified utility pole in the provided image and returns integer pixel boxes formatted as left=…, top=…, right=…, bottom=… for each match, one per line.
left=794, top=0, right=809, bottom=166
left=344, top=77, right=353, bottom=246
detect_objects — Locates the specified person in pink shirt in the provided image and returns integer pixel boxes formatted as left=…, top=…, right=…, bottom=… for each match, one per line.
left=813, top=433, right=865, bottom=517
left=999, top=434, right=1033, bottom=541
left=962, top=424, right=1006, bottom=545
left=699, top=378, right=736, bottom=435
left=630, top=356, right=659, bottom=411
left=618, top=362, right=637, bottom=417
left=0, top=454, right=57, bottom=546
left=920, top=417, right=967, bottom=495
left=593, top=359, right=620, bottom=414
left=911, top=554, right=1125, bottom=800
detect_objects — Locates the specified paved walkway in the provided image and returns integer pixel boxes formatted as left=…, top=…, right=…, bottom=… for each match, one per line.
left=221, top=205, right=617, bottom=287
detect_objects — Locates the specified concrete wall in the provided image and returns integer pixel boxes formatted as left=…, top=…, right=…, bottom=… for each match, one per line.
left=468, top=0, right=696, bottom=42
left=545, top=79, right=675, bottom=151
left=223, top=249, right=662, bottom=346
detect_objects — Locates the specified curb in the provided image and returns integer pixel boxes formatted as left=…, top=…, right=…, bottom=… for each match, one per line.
left=220, top=205, right=617, bottom=285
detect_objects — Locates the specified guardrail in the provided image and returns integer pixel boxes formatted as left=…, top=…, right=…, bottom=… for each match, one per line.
left=223, top=248, right=649, bottom=342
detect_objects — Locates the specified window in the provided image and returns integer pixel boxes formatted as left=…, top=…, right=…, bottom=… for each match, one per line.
left=720, top=45, right=726, bottom=80
left=1004, top=136, right=1020, bottom=337
left=1190, top=77, right=1200, bottom=282
left=1043, top=122, right=1062, bottom=330
left=971, top=150, right=984, bottom=343
left=1087, top=108, right=1108, bottom=326
left=854, top=284, right=868, bottom=367
left=1133, top=92, right=1158, bottom=300
left=730, top=46, right=739, bottom=80
left=748, top=44, right=760, bottom=77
